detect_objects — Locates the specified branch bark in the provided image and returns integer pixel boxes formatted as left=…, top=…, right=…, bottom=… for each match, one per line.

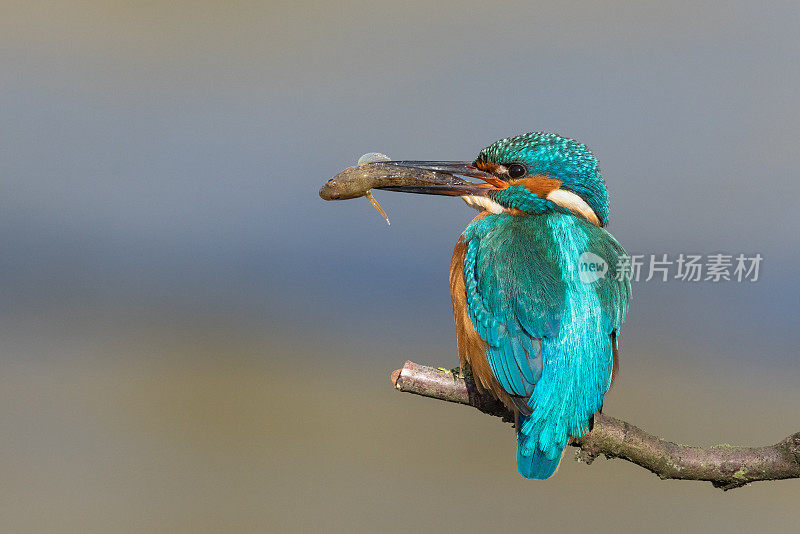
left=390, top=360, right=800, bottom=490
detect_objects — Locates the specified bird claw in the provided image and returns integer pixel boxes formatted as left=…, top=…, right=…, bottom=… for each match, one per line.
left=436, top=367, right=466, bottom=379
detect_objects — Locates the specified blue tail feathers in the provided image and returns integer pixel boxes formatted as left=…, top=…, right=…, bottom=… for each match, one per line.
left=516, top=414, right=563, bottom=479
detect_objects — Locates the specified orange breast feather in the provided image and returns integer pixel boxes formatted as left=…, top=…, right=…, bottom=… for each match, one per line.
left=449, top=237, right=517, bottom=414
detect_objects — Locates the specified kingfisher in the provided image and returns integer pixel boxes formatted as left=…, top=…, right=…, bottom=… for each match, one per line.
left=370, top=132, right=631, bottom=479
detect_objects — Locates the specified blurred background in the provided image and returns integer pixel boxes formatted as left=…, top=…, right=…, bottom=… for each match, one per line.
left=2, top=1, right=799, bottom=531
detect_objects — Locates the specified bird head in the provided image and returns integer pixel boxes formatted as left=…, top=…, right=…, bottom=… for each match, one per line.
left=384, top=132, right=609, bottom=226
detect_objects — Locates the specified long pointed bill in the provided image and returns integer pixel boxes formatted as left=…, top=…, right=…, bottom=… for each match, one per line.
left=320, top=160, right=501, bottom=201
left=319, top=159, right=504, bottom=225
left=377, top=161, right=499, bottom=196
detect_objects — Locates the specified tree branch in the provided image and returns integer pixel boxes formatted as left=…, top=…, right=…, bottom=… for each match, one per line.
left=390, top=360, right=800, bottom=490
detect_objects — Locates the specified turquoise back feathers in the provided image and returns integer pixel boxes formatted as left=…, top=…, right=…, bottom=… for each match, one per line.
left=463, top=212, right=629, bottom=478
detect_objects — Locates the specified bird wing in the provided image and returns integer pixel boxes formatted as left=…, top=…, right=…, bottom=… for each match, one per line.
left=462, top=214, right=630, bottom=400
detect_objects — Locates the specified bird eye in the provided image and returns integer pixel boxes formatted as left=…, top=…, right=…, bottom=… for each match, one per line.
left=507, top=163, right=527, bottom=179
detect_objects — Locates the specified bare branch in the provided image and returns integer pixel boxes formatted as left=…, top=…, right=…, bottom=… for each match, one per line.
left=391, top=361, right=800, bottom=490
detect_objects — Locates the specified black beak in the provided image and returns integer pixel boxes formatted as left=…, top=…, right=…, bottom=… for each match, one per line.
left=376, top=161, right=497, bottom=196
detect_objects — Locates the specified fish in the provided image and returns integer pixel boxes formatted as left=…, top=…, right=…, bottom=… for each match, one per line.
left=319, top=161, right=472, bottom=225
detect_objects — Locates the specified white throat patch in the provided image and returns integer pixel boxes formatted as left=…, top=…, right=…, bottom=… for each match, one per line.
left=460, top=190, right=601, bottom=225
left=461, top=195, right=505, bottom=214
